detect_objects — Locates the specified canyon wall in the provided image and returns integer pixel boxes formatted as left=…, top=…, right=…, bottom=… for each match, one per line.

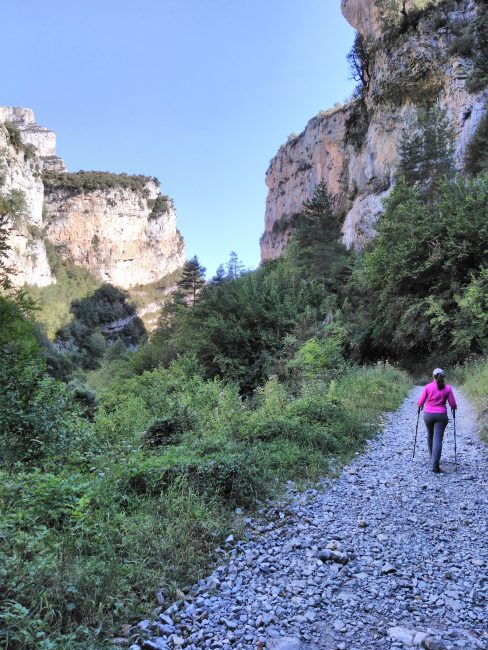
left=0, top=116, right=55, bottom=287
left=261, top=0, right=488, bottom=260
left=44, top=181, right=184, bottom=289
left=0, top=108, right=185, bottom=289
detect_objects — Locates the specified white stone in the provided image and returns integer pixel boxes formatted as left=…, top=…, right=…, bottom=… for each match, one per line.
left=388, top=626, right=415, bottom=646
left=266, top=637, right=303, bottom=650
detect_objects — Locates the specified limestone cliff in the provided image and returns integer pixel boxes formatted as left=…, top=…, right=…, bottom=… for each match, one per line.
left=0, top=107, right=185, bottom=290
left=261, top=0, right=488, bottom=260
left=43, top=176, right=184, bottom=289
left=0, top=114, right=55, bottom=287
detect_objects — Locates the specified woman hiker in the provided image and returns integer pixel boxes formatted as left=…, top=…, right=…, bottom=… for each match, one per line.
left=417, top=368, right=457, bottom=473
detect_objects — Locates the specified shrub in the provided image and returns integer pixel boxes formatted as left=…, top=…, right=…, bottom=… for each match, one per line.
left=0, top=296, right=93, bottom=469
left=42, top=170, right=158, bottom=196
left=148, top=194, right=171, bottom=219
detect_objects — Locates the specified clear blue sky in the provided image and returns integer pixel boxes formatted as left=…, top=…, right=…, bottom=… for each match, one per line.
left=2, top=0, right=355, bottom=277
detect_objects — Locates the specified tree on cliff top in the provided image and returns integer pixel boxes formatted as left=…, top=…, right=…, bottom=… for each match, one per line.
left=177, top=256, right=206, bottom=306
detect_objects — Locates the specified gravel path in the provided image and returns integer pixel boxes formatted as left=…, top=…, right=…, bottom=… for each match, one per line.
left=130, top=388, right=488, bottom=650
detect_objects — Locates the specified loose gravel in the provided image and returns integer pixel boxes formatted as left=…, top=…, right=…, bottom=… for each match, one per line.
left=125, top=387, right=488, bottom=650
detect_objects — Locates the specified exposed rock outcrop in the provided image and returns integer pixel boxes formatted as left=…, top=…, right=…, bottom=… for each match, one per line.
left=261, top=0, right=488, bottom=260
left=0, top=106, right=66, bottom=172
left=44, top=180, right=184, bottom=289
left=0, top=107, right=185, bottom=290
left=0, top=119, right=55, bottom=287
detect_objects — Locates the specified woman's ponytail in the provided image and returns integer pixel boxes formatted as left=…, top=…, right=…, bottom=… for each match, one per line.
left=434, top=373, right=445, bottom=390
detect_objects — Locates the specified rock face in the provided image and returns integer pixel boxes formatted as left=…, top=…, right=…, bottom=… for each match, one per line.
left=0, top=107, right=185, bottom=289
left=261, top=0, right=488, bottom=260
left=44, top=182, right=184, bottom=289
left=0, top=119, right=55, bottom=287
left=341, top=0, right=383, bottom=40
left=0, top=106, right=66, bottom=172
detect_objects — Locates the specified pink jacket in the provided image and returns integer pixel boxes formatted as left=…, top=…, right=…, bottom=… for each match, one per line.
left=418, top=381, right=457, bottom=414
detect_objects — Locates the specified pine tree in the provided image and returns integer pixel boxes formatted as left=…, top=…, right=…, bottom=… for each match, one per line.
left=289, top=182, right=349, bottom=291
left=177, top=256, right=206, bottom=306
left=210, top=264, right=227, bottom=285
left=346, top=33, right=371, bottom=95
left=397, top=105, right=455, bottom=202
left=226, top=251, right=245, bottom=280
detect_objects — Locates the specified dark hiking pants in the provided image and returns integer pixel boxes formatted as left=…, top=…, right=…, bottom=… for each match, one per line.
left=423, top=412, right=449, bottom=470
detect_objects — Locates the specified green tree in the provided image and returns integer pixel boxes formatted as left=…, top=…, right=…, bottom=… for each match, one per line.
left=346, top=33, right=371, bottom=96
left=0, top=212, right=13, bottom=293
left=398, top=105, right=455, bottom=202
left=452, top=268, right=488, bottom=355
left=288, top=182, right=350, bottom=291
left=0, top=296, right=90, bottom=468
left=464, top=107, right=488, bottom=177
left=226, top=251, right=246, bottom=279
left=210, top=263, right=227, bottom=285
left=177, top=256, right=206, bottom=305
left=361, top=174, right=488, bottom=359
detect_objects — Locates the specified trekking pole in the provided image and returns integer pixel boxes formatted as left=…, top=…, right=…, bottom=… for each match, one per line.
left=452, top=409, right=458, bottom=471
left=413, top=406, right=421, bottom=458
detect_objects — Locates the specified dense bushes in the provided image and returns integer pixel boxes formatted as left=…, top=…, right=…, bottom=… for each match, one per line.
left=0, top=297, right=93, bottom=470
left=0, top=332, right=410, bottom=647
left=54, top=284, right=146, bottom=372
left=347, top=174, right=488, bottom=362
left=130, top=184, right=350, bottom=393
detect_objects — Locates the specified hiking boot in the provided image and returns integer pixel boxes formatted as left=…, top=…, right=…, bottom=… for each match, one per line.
left=432, top=466, right=442, bottom=474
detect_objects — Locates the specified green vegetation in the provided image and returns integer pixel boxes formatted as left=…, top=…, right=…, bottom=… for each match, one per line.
left=461, top=358, right=488, bottom=442
left=148, top=194, right=171, bottom=219
left=26, top=244, right=102, bottom=338
left=466, top=0, right=488, bottom=92
left=42, top=170, right=158, bottom=195
left=397, top=105, right=454, bottom=201
left=55, top=283, right=146, bottom=372
left=0, top=168, right=415, bottom=647
left=464, top=105, right=488, bottom=177
left=176, top=255, right=206, bottom=306
left=2, top=90, right=487, bottom=648
left=0, top=341, right=410, bottom=648
left=4, top=122, right=37, bottom=160
left=0, top=188, right=28, bottom=230
left=342, top=106, right=488, bottom=366
left=356, top=175, right=488, bottom=359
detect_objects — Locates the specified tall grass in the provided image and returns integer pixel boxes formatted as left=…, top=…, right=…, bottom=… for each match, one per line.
left=1, top=361, right=411, bottom=648
left=459, top=358, right=488, bottom=442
